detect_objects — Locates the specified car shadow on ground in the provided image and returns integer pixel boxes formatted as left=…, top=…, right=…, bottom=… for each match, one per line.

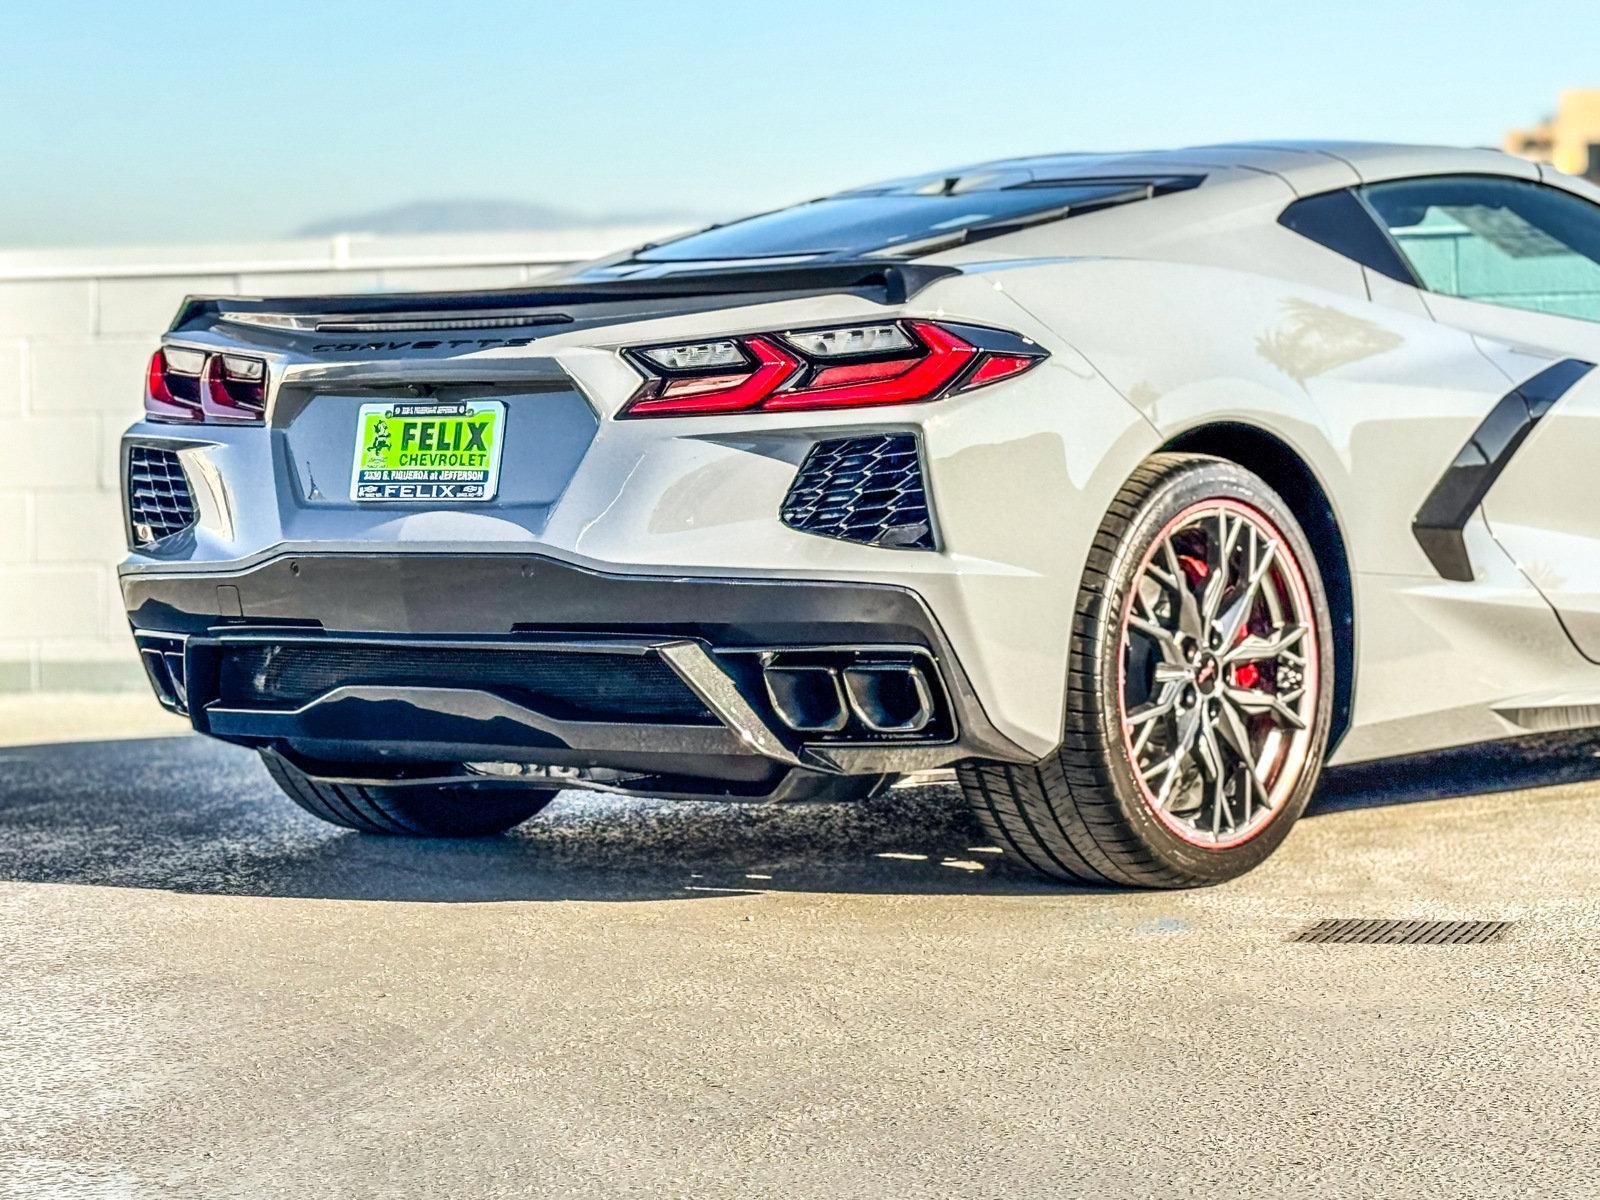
left=1, top=729, right=1597, bottom=903
left=0, top=736, right=1059, bottom=902
left=1313, top=727, right=1600, bottom=812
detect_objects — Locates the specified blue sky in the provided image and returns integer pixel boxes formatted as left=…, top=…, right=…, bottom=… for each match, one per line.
left=1, top=0, right=1595, bottom=247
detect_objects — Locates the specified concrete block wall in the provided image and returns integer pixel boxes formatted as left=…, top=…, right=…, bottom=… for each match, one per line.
left=0, top=226, right=673, bottom=691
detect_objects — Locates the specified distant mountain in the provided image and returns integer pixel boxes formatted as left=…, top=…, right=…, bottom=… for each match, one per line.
left=294, top=199, right=703, bottom=238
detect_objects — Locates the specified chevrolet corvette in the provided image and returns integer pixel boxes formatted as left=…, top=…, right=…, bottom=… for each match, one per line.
left=119, top=141, right=1600, bottom=886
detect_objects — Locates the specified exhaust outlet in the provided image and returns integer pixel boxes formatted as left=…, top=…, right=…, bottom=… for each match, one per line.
left=842, top=664, right=934, bottom=734
left=136, top=635, right=189, bottom=714
left=763, top=666, right=849, bottom=732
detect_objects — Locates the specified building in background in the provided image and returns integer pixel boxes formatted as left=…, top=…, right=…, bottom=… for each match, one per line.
left=1505, top=89, right=1600, bottom=182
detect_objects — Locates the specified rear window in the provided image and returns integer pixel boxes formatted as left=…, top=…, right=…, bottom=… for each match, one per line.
left=636, top=178, right=1196, bottom=262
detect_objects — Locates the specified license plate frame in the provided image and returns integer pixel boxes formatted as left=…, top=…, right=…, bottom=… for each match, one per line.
left=349, top=399, right=506, bottom=503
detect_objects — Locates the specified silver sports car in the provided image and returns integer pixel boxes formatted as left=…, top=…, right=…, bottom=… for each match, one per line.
left=120, top=141, right=1600, bottom=887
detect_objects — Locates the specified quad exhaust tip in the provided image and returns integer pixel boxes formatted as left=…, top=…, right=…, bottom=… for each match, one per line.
left=764, top=665, right=849, bottom=733
left=841, top=664, right=934, bottom=734
left=763, top=661, right=934, bottom=736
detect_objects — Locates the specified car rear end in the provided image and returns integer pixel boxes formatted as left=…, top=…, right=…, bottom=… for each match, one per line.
left=118, top=263, right=1093, bottom=800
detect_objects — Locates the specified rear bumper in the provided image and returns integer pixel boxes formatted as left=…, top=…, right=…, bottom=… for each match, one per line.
left=123, top=552, right=1035, bottom=790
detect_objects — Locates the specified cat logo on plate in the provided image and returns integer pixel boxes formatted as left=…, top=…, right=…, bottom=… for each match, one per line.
left=349, top=399, right=506, bottom=502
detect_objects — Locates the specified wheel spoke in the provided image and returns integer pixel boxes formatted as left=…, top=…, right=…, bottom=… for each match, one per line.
left=1129, top=614, right=1185, bottom=664
left=1160, top=539, right=1205, bottom=642
left=1201, top=511, right=1241, bottom=629
left=1225, top=684, right=1307, bottom=730
left=1144, top=703, right=1203, bottom=810
left=1150, top=746, right=1186, bottom=810
left=1213, top=700, right=1269, bottom=826
left=1224, top=623, right=1307, bottom=666
left=1131, top=714, right=1162, bottom=757
left=1196, top=721, right=1232, bottom=836
left=1214, top=536, right=1278, bottom=649
left=1126, top=689, right=1178, bottom=729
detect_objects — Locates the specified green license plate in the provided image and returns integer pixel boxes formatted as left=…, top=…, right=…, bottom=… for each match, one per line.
left=350, top=399, right=506, bottom=502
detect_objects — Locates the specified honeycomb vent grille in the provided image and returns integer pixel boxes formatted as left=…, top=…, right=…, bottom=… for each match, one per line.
left=127, top=446, right=197, bottom=546
left=780, top=434, right=934, bottom=550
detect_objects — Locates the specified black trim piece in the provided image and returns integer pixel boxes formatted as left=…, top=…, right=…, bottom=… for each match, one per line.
left=1413, top=359, right=1595, bottom=581
left=1004, top=173, right=1204, bottom=194
left=781, top=434, right=936, bottom=551
left=171, top=263, right=958, bottom=331
left=120, top=551, right=1035, bottom=767
left=1278, top=189, right=1421, bottom=286
left=209, top=638, right=716, bottom=724
left=122, top=553, right=943, bottom=646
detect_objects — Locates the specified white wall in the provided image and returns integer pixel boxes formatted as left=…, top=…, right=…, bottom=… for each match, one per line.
left=0, top=226, right=674, bottom=691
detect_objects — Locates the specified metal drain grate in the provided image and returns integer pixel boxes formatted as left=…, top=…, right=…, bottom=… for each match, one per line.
left=1291, top=919, right=1513, bottom=945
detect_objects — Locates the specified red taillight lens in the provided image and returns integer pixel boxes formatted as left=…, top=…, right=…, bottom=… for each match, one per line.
left=144, top=348, right=205, bottom=422
left=620, top=320, right=1045, bottom=418
left=763, top=322, right=976, bottom=412
left=626, top=337, right=801, bottom=417
left=203, top=354, right=267, bottom=421
left=144, top=348, right=267, bottom=424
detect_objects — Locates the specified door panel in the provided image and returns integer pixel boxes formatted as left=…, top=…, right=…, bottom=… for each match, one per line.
left=1482, top=367, right=1600, bottom=660
left=1358, top=173, right=1600, bottom=662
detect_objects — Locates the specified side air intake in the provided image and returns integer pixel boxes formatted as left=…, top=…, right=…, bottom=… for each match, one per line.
left=780, top=434, right=935, bottom=550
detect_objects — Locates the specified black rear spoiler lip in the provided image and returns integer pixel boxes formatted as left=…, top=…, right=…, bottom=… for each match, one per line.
left=168, top=262, right=961, bottom=332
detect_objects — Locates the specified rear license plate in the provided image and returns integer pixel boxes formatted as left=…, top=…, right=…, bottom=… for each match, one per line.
left=350, top=399, right=506, bottom=502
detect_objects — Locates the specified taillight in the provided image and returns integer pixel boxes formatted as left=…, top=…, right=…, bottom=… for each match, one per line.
left=144, top=348, right=205, bottom=422
left=620, top=320, right=1046, bottom=418
left=203, top=354, right=267, bottom=421
left=145, top=348, right=267, bottom=424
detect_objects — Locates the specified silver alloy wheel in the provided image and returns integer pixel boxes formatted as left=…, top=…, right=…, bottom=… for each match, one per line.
left=1117, top=498, right=1319, bottom=849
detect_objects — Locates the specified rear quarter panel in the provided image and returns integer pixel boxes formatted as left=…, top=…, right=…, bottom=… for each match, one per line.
left=983, top=255, right=1598, bottom=760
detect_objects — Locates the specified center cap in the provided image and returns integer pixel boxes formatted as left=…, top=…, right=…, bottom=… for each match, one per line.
left=1194, top=652, right=1221, bottom=695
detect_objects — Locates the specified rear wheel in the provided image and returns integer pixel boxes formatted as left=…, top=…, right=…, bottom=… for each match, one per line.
left=261, top=751, right=558, bottom=837
left=959, top=453, right=1334, bottom=887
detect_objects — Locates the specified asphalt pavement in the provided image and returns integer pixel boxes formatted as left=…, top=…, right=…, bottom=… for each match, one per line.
left=1, top=699, right=1597, bottom=1198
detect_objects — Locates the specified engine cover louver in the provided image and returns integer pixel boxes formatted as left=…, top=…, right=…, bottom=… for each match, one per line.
left=780, top=434, right=935, bottom=551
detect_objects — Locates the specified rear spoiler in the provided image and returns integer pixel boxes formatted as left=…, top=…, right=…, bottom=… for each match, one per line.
left=168, top=261, right=960, bottom=333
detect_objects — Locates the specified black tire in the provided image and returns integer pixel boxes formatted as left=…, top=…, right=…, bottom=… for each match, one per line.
left=260, top=751, right=559, bottom=837
left=958, top=453, right=1336, bottom=888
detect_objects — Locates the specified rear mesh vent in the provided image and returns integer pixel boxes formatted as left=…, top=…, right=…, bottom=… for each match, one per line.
left=780, top=434, right=934, bottom=550
left=127, top=446, right=197, bottom=546
left=214, top=642, right=716, bottom=725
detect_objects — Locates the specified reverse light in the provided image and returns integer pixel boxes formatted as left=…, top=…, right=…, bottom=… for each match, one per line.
left=621, top=320, right=1046, bottom=418
left=641, top=340, right=746, bottom=371
left=145, top=347, right=268, bottom=424
left=781, top=324, right=912, bottom=358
